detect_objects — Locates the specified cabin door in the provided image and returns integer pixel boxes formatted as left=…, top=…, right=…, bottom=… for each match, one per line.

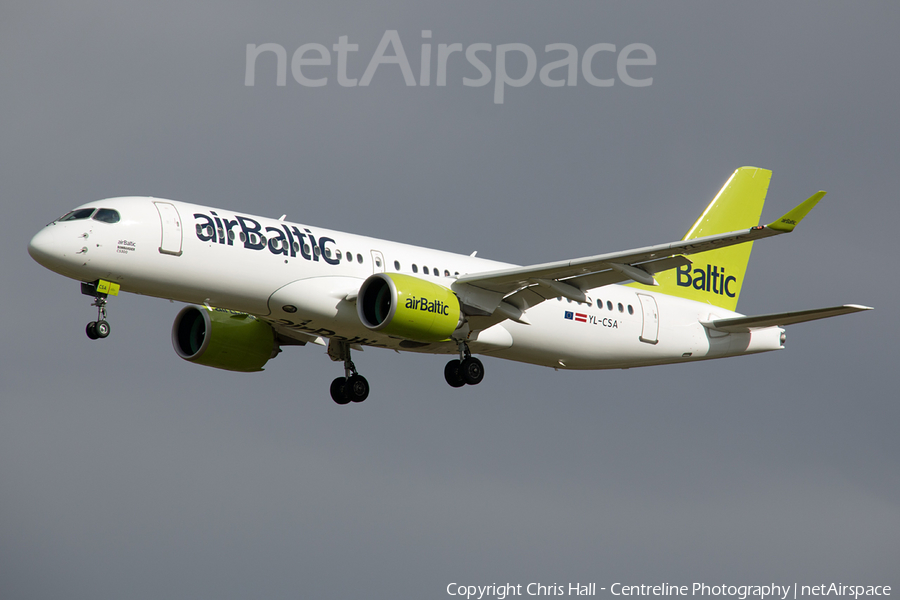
left=154, top=201, right=183, bottom=256
left=637, top=293, right=659, bottom=344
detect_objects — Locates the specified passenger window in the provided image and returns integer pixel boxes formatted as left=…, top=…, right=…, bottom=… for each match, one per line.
left=444, top=270, right=450, bottom=277
left=59, top=208, right=96, bottom=221
left=412, top=264, right=418, bottom=273
left=607, top=301, right=613, bottom=311
left=92, top=209, right=120, bottom=223
left=423, top=266, right=430, bottom=275
left=357, top=253, right=363, bottom=264
left=336, top=250, right=342, bottom=260
left=394, top=260, right=401, bottom=270
left=618, top=303, right=624, bottom=312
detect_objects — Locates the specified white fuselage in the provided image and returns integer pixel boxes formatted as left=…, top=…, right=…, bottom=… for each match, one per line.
left=28, top=197, right=784, bottom=370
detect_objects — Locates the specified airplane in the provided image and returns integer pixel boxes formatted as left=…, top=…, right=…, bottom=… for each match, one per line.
left=28, top=167, right=871, bottom=404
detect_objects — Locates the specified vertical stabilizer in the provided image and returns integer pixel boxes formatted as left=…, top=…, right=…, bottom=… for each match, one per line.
left=631, top=167, right=771, bottom=311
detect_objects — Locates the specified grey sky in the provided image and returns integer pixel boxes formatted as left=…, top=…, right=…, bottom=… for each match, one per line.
left=1, top=2, right=898, bottom=599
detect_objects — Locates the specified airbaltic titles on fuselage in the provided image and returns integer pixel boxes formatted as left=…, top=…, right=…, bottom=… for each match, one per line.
left=193, top=210, right=340, bottom=265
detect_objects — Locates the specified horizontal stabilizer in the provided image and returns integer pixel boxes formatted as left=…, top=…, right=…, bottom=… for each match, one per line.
left=701, top=304, right=873, bottom=333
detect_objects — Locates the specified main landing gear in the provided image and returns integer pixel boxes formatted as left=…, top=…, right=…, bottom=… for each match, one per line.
left=81, top=282, right=111, bottom=340
left=444, top=341, right=484, bottom=388
left=326, top=339, right=484, bottom=403
left=328, top=340, right=369, bottom=405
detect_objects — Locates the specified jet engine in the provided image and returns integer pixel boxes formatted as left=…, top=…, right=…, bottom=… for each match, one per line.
left=172, top=306, right=278, bottom=372
left=357, top=273, right=462, bottom=342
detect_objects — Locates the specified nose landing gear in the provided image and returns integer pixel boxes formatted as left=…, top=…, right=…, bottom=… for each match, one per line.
left=85, top=306, right=110, bottom=339
left=81, top=281, right=114, bottom=340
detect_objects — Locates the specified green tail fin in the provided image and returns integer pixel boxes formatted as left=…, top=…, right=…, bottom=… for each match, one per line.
left=631, top=166, right=771, bottom=311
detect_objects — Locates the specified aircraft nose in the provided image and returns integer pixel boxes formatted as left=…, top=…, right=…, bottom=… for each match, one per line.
left=28, top=225, right=78, bottom=273
left=28, top=226, right=55, bottom=265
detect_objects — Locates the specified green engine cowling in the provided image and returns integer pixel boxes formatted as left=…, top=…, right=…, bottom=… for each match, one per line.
left=357, top=273, right=462, bottom=342
left=172, top=306, right=278, bottom=372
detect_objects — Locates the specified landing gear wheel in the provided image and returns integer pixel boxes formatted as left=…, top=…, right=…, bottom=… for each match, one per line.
left=327, top=340, right=371, bottom=405
left=345, top=375, right=369, bottom=403
left=95, top=320, right=111, bottom=338
left=444, top=359, right=465, bottom=388
left=330, top=378, right=351, bottom=405
left=460, top=357, right=484, bottom=385
left=83, top=285, right=112, bottom=340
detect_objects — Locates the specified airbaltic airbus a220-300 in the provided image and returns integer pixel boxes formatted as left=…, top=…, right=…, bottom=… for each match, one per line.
left=28, top=167, right=871, bottom=404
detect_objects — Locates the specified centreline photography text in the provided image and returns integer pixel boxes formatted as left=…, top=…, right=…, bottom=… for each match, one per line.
left=445, top=583, right=892, bottom=600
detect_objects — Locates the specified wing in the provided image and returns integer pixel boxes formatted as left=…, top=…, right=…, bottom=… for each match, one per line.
left=269, top=321, right=327, bottom=346
left=451, top=192, right=825, bottom=323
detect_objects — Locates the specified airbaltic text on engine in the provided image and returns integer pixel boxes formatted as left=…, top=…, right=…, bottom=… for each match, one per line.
left=405, top=296, right=451, bottom=315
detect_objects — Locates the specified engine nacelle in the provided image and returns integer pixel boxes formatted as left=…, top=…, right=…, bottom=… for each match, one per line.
left=172, top=306, right=278, bottom=372
left=357, top=273, right=462, bottom=343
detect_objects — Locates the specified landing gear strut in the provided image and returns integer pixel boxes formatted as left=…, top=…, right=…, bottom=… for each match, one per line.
left=445, top=341, right=484, bottom=387
left=328, top=340, right=369, bottom=405
left=82, top=282, right=111, bottom=340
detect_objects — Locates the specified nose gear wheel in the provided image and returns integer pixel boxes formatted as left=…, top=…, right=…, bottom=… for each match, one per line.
left=83, top=284, right=112, bottom=340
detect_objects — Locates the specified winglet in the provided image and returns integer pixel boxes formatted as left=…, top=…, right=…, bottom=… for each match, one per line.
left=766, top=191, right=826, bottom=232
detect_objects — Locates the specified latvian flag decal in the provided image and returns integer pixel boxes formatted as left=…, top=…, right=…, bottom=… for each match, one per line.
left=564, top=311, right=588, bottom=323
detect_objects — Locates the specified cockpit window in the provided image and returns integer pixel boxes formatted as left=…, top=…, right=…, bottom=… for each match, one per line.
left=59, top=208, right=96, bottom=222
left=93, top=209, right=120, bottom=223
